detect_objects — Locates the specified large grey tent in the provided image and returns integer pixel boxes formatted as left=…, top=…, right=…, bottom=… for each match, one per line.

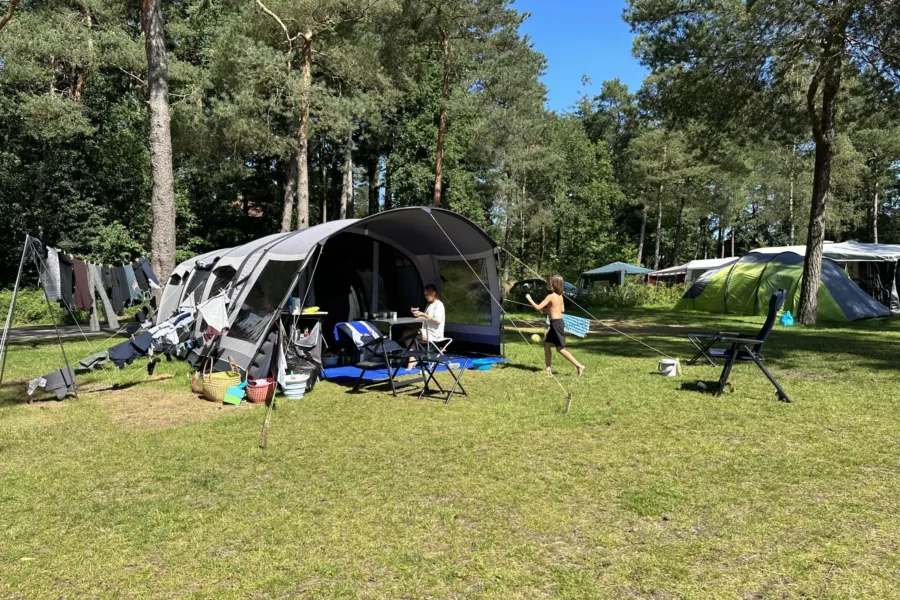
left=158, top=207, right=502, bottom=377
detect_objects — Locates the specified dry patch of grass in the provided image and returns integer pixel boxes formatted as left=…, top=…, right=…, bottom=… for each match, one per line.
left=96, top=388, right=250, bottom=432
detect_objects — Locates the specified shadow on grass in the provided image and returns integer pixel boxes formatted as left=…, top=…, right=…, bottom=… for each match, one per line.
left=561, top=318, right=900, bottom=379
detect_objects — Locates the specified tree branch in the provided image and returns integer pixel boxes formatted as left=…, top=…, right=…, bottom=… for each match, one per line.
left=0, top=0, right=20, bottom=33
left=254, top=0, right=293, bottom=72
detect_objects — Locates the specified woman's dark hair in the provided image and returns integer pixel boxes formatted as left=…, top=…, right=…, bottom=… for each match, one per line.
left=424, top=284, right=438, bottom=295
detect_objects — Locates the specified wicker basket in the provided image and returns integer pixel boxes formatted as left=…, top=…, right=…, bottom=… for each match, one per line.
left=246, top=378, right=276, bottom=404
left=202, top=357, right=243, bottom=403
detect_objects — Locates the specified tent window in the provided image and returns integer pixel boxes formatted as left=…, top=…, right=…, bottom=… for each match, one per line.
left=183, top=270, right=212, bottom=304
left=438, top=259, right=492, bottom=326
left=209, top=266, right=236, bottom=297
left=230, top=260, right=301, bottom=343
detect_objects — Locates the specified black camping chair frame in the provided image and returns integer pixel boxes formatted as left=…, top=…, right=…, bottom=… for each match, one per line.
left=688, top=331, right=742, bottom=367
left=686, top=289, right=791, bottom=402
left=350, top=330, right=425, bottom=396
left=713, top=336, right=791, bottom=402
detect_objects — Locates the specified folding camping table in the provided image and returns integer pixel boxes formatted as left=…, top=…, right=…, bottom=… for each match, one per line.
left=372, top=317, right=427, bottom=340
left=417, top=353, right=468, bottom=403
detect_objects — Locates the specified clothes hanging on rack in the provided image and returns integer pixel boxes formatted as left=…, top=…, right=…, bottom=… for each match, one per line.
left=198, top=295, right=230, bottom=333
left=57, top=252, right=75, bottom=310
left=108, top=266, right=125, bottom=314
left=113, top=266, right=130, bottom=310
left=41, top=247, right=62, bottom=301
left=27, top=366, right=76, bottom=400
left=101, top=266, right=113, bottom=295
left=132, top=260, right=150, bottom=292
left=108, top=331, right=153, bottom=368
left=138, top=257, right=161, bottom=289
left=88, top=264, right=118, bottom=331
left=77, top=349, right=109, bottom=372
left=72, top=258, right=94, bottom=312
left=124, top=264, right=142, bottom=303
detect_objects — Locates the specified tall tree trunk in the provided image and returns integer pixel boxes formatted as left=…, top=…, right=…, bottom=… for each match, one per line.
left=280, top=151, right=297, bottom=232
left=295, top=34, right=312, bottom=230
left=730, top=224, right=735, bottom=257
left=432, top=21, right=451, bottom=208
left=789, top=164, right=796, bottom=245
left=340, top=133, right=353, bottom=219
left=797, top=32, right=845, bottom=325
left=653, top=184, right=664, bottom=270
left=142, top=0, right=176, bottom=291
left=502, top=210, right=511, bottom=284
left=367, top=154, right=380, bottom=215
left=537, top=224, right=545, bottom=273
left=636, top=203, right=647, bottom=266
left=319, top=136, right=328, bottom=223
left=873, top=181, right=880, bottom=244
left=653, top=143, right=667, bottom=270
left=718, top=222, right=724, bottom=259
left=672, top=196, right=685, bottom=265
left=383, top=153, right=393, bottom=211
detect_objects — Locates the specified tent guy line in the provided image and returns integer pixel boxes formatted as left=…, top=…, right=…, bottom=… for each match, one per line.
left=427, top=213, right=575, bottom=403
left=499, top=247, right=677, bottom=361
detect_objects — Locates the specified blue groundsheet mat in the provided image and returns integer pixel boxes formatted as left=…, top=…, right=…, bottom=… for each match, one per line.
left=323, top=356, right=507, bottom=384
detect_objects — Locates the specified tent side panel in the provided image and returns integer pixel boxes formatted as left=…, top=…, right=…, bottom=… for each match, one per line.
left=674, top=266, right=731, bottom=313
left=819, top=259, right=892, bottom=321
left=725, top=259, right=769, bottom=316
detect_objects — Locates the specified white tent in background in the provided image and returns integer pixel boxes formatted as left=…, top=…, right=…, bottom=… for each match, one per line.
left=647, top=264, right=688, bottom=285
left=684, top=257, right=740, bottom=283
left=648, top=257, right=740, bottom=286
left=750, top=241, right=900, bottom=312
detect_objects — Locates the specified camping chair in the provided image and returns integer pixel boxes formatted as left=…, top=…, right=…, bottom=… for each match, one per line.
left=687, top=289, right=791, bottom=403
left=687, top=289, right=785, bottom=367
left=419, top=331, right=453, bottom=355
left=334, top=321, right=424, bottom=396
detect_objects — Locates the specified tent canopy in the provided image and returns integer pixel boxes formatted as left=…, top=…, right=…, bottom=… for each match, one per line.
left=649, top=264, right=688, bottom=276
left=161, top=207, right=502, bottom=376
left=580, top=262, right=653, bottom=288
left=582, top=261, right=653, bottom=276
left=685, top=257, right=739, bottom=272
left=676, top=250, right=891, bottom=322
left=751, top=241, right=900, bottom=262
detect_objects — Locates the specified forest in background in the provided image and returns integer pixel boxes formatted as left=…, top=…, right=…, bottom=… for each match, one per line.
left=1, top=0, right=899, bottom=300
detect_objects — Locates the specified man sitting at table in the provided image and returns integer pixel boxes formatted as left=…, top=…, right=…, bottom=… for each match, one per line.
left=404, top=284, right=446, bottom=367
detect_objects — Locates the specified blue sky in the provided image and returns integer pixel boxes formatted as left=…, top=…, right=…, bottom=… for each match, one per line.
left=514, top=0, right=648, bottom=112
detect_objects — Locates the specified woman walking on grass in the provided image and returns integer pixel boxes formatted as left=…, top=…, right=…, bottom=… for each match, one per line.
left=526, top=275, right=586, bottom=377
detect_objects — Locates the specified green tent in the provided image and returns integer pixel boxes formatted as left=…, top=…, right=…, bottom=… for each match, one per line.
left=580, top=262, right=653, bottom=288
left=675, top=251, right=891, bottom=321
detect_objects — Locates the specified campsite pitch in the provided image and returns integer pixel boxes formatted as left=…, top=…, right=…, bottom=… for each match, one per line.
left=1, top=310, right=900, bottom=598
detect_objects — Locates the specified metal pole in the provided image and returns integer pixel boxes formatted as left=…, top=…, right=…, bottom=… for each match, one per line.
left=43, top=290, right=78, bottom=399
left=0, top=235, right=30, bottom=387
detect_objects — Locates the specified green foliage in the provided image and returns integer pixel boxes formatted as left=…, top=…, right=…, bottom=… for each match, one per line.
left=82, top=222, right=147, bottom=265
left=0, top=288, right=85, bottom=327
left=581, top=280, right=687, bottom=310
left=0, top=0, right=898, bottom=306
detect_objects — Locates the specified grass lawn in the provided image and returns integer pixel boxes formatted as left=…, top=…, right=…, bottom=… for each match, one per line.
left=2, top=310, right=900, bottom=598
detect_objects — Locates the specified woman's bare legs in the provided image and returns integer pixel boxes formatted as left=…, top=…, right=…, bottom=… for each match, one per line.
left=557, top=347, right=585, bottom=376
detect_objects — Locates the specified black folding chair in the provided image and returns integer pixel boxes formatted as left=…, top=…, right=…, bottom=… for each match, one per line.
left=335, top=322, right=424, bottom=396
left=688, top=289, right=785, bottom=367
left=687, top=289, right=791, bottom=403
